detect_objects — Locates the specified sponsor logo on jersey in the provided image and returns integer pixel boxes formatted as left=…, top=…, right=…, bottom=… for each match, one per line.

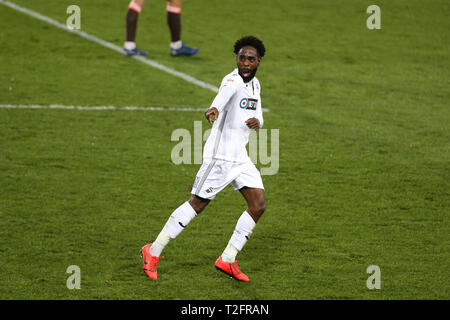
left=239, top=98, right=248, bottom=109
left=239, top=97, right=257, bottom=110
left=247, top=98, right=257, bottom=110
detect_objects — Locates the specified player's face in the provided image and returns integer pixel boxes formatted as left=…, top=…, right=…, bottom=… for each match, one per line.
left=236, top=46, right=261, bottom=82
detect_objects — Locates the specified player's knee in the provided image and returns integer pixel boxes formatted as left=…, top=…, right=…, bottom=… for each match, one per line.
left=168, top=0, right=182, bottom=7
left=249, top=199, right=266, bottom=217
left=188, top=195, right=210, bottom=214
left=257, top=200, right=266, bottom=216
left=134, top=0, right=146, bottom=7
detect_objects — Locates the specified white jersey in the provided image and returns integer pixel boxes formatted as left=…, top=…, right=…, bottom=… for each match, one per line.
left=203, top=68, right=264, bottom=163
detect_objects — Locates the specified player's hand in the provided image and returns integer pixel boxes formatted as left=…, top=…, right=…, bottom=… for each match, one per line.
left=205, top=107, right=219, bottom=125
left=245, top=118, right=260, bottom=130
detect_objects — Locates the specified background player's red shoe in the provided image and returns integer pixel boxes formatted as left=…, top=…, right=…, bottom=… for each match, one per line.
left=215, top=256, right=250, bottom=282
left=140, top=243, right=163, bottom=280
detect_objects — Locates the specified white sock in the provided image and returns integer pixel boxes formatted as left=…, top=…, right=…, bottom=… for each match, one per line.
left=124, top=41, right=136, bottom=50
left=149, top=201, right=196, bottom=256
left=221, top=242, right=239, bottom=263
left=170, top=40, right=182, bottom=50
left=228, top=211, right=256, bottom=252
left=165, top=201, right=197, bottom=237
left=149, top=227, right=170, bottom=257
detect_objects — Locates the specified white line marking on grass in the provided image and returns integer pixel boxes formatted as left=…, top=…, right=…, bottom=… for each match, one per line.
left=0, top=104, right=204, bottom=112
left=0, top=104, right=271, bottom=112
left=0, top=0, right=219, bottom=93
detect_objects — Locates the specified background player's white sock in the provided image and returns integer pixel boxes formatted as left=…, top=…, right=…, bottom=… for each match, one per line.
left=223, top=211, right=256, bottom=262
left=124, top=41, right=136, bottom=50
left=170, top=40, right=182, bottom=50
left=149, top=201, right=197, bottom=256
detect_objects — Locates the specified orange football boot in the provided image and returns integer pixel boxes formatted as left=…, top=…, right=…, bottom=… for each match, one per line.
left=140, top=243, right=164, bottom=280
left=215, top=256, right=250, bottom=282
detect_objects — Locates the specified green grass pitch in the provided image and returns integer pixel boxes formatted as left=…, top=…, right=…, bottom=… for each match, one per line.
left=0, top=0, right=448, bottom=299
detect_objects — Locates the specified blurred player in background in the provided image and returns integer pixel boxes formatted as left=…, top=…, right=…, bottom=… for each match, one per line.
left=124, top=0, right=199, bottom=57
left=140, top=36, right=267, bottom=282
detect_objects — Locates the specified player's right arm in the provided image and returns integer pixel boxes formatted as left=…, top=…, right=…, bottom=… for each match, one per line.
left=205, top=75, right=238, bottom=124
left=205, top=107, right=219, bottom=125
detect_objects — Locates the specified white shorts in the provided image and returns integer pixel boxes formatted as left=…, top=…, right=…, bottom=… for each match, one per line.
left=191, top=159, right=264, bottom=200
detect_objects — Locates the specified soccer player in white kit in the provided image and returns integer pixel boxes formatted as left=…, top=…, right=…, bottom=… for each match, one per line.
left=141, top=36, right=266, bottom=282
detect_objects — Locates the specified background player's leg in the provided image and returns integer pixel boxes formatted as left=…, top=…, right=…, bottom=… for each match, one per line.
left=167, top=0, right=182, bottom=48
left=167, top=0, right=199, bottom=56
left=124, top=0, right=148, bottom=56
left=221, top=187, right=266, bottom=262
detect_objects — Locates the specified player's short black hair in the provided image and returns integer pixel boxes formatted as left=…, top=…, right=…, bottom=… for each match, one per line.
left=234, top=36, right=266, bottom=58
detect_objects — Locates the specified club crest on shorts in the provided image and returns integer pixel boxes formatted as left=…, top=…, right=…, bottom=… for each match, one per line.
left=193, top=176, right=199, bottom=188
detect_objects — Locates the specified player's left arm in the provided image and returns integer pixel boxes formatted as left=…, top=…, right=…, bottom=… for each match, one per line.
left=255, top=97, right=264, bottom=128
left=245, top=117, right=261, bottom=130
